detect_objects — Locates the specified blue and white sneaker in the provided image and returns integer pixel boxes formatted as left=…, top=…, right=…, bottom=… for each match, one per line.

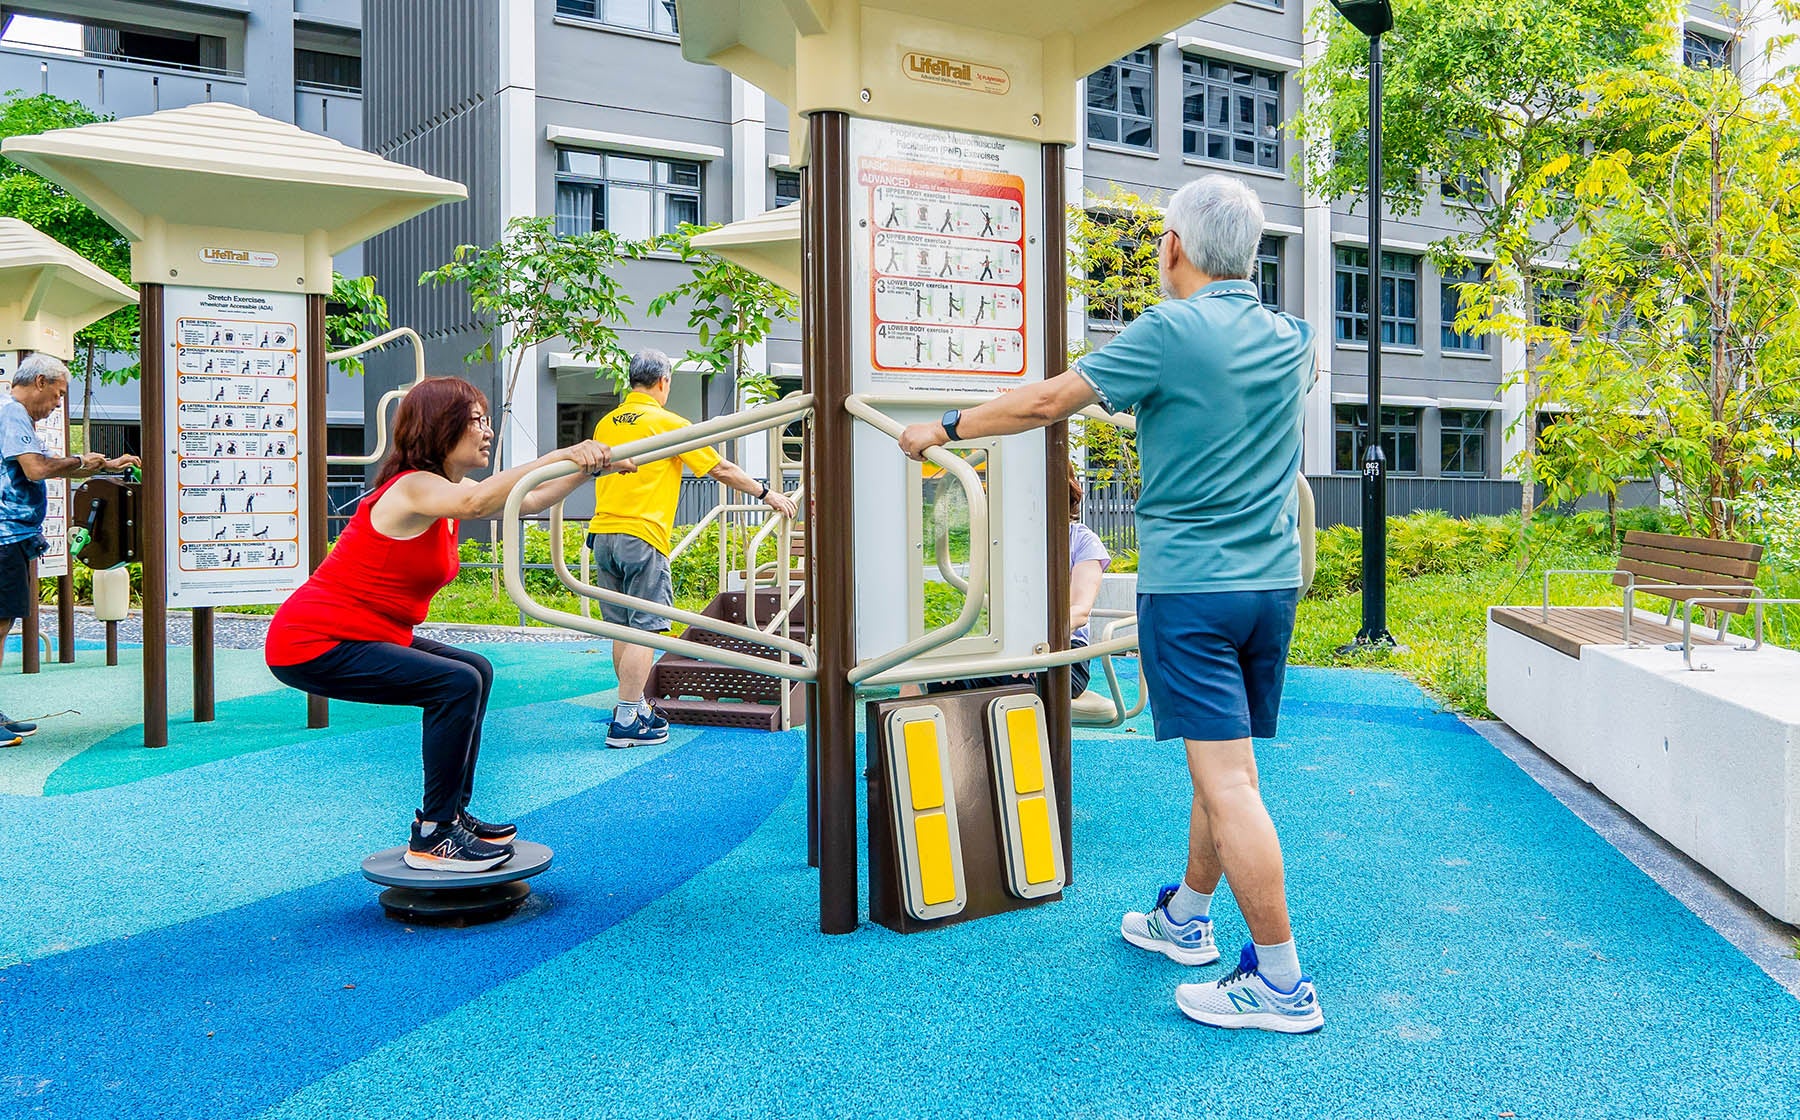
left=1120, top=882, right=1220, bottom=965
left=606, top=706, right=670, bottom=749
left=1175, top=943, right=1324, bottom=1034
left=0, top=712, right=38, bottom=738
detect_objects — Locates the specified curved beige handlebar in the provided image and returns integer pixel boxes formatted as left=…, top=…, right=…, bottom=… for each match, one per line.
left=325, top=327, right=427, bottom=467
left=501, top=396, right=819, bottom=681
left=844, top=396, right=992, bottom=686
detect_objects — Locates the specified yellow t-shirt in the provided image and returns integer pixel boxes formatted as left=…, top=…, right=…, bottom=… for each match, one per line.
left=586, top=391, right=724, bottom=554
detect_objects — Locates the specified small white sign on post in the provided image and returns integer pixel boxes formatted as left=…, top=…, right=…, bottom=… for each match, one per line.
left=35, top=398, right=68, bottom=580
left=162, top=286, right=308, bottom=608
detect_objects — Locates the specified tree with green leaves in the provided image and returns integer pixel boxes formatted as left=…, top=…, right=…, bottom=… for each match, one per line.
left=325, top=272, right=391, bottom=376
left=1066, top=186, right=1164, bottom=484
left=0, top=91, right=136, bottom=444
left=421, top=215, right=644, bottom=467
left=1295, top=0, right=1663, bottom=522
left=1531, top=12, right=1800, bottom=539
left=647, top=223, right=799, bottom=408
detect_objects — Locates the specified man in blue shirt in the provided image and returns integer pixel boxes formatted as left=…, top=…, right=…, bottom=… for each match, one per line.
left=0, top=354, right=138, bottom=744
left=900, top=175, right=1322, bottom=1034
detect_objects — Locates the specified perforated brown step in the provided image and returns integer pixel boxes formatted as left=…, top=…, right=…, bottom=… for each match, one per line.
left=654, top=697, right=789, bottom=731
left=646, top=589, right=809, bottom=730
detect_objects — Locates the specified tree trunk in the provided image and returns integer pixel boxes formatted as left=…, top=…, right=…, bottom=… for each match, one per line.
left=81, top=338, right=96, bottom=452
left=1520, top=281, right=1539, bottom=527
left=1707, top=121, right=1729, bottom=538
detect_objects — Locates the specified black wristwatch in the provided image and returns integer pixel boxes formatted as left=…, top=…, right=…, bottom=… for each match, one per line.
left=941, top=408, right=962, bottom=443
left=757, top=483, right=771, bottom=501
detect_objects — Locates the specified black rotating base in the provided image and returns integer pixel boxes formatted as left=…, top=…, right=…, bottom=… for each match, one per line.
left=376, top=881, right=533, bottom=926
left=360, top=840, right=554, bottom=927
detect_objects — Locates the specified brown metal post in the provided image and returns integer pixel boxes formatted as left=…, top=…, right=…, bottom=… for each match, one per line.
left=141, top=284, right=168, bottom=748
left=801, top=163, right=820, bottom=872
left=1039, top=143, right=1074, bottom=878
left=58, top=402, right=73, bottom=662
left=192, top=607, right=214, bottom=722
left=56, top=576, right=73, bottom=663
left=804, top=111, right=858, bottom=935
left=105, top=620, right=118, bottom=666
left=21, top=557, right=39, bottom=673
left=305, top=295, right=329, bottom=730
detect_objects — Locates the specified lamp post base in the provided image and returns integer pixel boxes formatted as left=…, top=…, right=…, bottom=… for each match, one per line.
left=1337, top=629, right=1403, bottom=655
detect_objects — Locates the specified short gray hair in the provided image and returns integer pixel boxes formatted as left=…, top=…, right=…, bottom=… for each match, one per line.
left=12, top=353, right=70, bottom=387
left=1164, top=175, right=1265, bottom=281
left=627, top=349, right=673, bottom=390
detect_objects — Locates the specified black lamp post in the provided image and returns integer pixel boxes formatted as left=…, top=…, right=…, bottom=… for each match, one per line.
left=1332, top=0, right=1397, bottom=649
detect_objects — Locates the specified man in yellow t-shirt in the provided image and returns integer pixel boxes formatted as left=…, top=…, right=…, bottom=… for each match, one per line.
left=590, top=350, right=799, bottom=748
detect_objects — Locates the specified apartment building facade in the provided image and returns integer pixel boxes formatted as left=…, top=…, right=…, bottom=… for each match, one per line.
left=363, top=0, right=1770, bottom=517
left=0, top=0, right=366, bottom=454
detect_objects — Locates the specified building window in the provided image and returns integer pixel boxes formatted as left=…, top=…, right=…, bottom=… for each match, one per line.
left=1440, top=410, right=1489, bottom=478
left=555, top=149, right=702, bottom=239
left=557, top=0, right=678, bottom=36
left=1683, top=29, right=1732, bottom=69
left=1083, top=214, right=1148, bottom=326
left=1440, top=266, right=1488, bottom=353
left=1334, top=406, right=1420, bottom=475
left=295, top=49, right=361, bottom=91
left=1334, top=247, right=1418, bottom=346
left=1181, top=56, right=1283, bottom=171
left=771, top=169, right=801, bottom=209
left=1087, top=48, right=1156, bottom=150
left=1255, top=235, right=1282, bottom=310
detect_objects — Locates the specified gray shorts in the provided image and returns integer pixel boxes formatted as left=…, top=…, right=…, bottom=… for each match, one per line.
left=588, top=532, right=673, bottom=632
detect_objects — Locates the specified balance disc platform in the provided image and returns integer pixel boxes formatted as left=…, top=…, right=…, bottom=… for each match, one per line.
left=360, top=841, right=554, bottom=926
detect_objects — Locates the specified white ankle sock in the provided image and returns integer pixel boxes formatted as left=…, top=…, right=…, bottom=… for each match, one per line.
left=419, top=819, right=441, bottom=837
left=615, top=699, right=648, bottom=721
left=1167, top=883, right=1213, bottom=923
left=1255, top=939, right=1303, bottom=991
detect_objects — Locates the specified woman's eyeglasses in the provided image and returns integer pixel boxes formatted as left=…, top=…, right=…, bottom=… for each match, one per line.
left=470, top=414, right=493, bottom=433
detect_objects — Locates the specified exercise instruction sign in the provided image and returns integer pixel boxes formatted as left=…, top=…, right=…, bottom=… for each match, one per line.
left=162, top=286, right=307, bottom=608
left=850, top=119, right=1043, bottom=394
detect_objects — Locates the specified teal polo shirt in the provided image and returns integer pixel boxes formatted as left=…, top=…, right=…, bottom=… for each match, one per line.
left=1074, top=279, right=1316, bottom=594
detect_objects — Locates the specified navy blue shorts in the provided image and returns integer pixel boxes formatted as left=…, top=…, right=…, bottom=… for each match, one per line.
left=1137, top=589, right=1300, bottom=742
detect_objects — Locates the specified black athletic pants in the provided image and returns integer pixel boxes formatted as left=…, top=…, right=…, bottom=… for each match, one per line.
left=269, top=636, right=494, bottom=824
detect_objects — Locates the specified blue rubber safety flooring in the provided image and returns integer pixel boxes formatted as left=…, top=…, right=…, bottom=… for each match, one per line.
left=2, top=647, right=1797, bottom=1120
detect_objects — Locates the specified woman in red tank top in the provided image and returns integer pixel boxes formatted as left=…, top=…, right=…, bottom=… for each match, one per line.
left=268, top=377, right=618, bottom=872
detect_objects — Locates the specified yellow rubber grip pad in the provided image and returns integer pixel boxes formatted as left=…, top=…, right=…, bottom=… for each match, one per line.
left=914, top=810, right=956, bottom=905
left=1006, top=707, right=1044, bottom=794
left=903, top=719, right=945, bottom=811
left=1017, top=795, right=1056, bottom=885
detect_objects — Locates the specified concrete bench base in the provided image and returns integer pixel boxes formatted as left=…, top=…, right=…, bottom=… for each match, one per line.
left=1488, top=608, right=1800, bottom=926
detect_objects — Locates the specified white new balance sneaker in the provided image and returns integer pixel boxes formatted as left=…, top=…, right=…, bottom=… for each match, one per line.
left=1120, top=882, right=1221, bottom=966
left=1175, top=943, right=1324, bottom=1034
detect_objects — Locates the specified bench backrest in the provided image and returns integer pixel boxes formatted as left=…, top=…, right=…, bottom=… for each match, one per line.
left=1611, top=531, right=1763, bottom=615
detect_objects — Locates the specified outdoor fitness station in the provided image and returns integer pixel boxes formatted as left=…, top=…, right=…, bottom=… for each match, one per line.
left=0, top=217, right=136, bottom=673
left=0, top=0, right=1321, bottom=934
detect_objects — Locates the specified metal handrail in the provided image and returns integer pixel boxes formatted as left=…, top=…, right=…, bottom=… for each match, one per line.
left=324, top=327, right=426, bottom=467
left=1542, top=569, right=1639, bottom=645
left=501, top=396, right=819, bottom=680
left=844, top=395, right=991, bottom=685
left=1084, top=610, right=1149, bottom=730
left=1679, top=596, right=1800, bottom=670
left=859, top=631, right=1145, bottom=689
left=934, top=515, right=971, bottom=593
left=745, top=485, right=804, bottom=633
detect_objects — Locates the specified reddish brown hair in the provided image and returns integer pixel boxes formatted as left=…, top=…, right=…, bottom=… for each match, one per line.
left=372, top=376, right=490, bottom=488
left=1068, top=461, right=1083, bottom=521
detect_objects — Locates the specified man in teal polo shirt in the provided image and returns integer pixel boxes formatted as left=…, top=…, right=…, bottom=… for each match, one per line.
left=900, top=174, right=1321, bottom=1034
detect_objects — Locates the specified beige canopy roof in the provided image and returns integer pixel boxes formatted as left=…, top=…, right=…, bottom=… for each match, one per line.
left=691, top=205, right=802, bottom=294
left=3, top=102, right=467, bottom=294
left=677, top=0, right=1225, bottom=149
left=0, top=218, right=137, bottom=359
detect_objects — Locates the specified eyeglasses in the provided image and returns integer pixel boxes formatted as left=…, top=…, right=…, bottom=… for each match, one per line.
left=470, top=414, right=493, bottom=433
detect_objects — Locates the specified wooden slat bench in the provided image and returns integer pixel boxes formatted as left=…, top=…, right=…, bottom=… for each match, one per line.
left=1492, top=531, right=1765, bottom=659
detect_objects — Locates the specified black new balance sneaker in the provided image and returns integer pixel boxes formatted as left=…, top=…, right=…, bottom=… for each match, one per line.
left=404, top=817, right=513, bottom=873
left=455, top=808, right=517, bottom=845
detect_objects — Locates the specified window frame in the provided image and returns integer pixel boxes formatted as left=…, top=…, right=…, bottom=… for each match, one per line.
left=1255, top=235, right=1282, bottom=311
left=1334, top=247, right=1419, bottom=347
left=1440, top=265, right=1489, bottom=354
left=1333, top=405, right=1422, bottom=476
left=1181, top=54, right=1284, bottom=172
left=1682, top=29, right=1733, bottom=70
left=1086, top=47, right=1158, bottom=151
left=1439, top=409, right=1489, bottom=478
left=555, top=0, right=679, bottom=37
left=553, top=148, right=703, bottom=240
left=771, top=169, right=801, bottom=209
